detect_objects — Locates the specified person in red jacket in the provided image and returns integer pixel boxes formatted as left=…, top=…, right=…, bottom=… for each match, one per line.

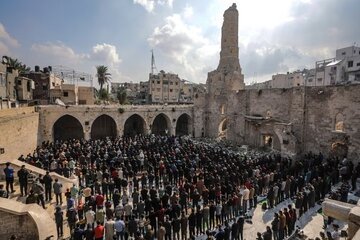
left=94, top=220, right=104, bottom=240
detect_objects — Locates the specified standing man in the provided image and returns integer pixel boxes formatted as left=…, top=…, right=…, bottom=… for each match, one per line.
left=32, top=178, right=46, bottom=209
left=4, top=162, right=15, bottom=194
left=53, top=179, right=63, bottom=205
left=43, top=171, right=53, bottom=202
left=17, top=165, right=29, bottom=196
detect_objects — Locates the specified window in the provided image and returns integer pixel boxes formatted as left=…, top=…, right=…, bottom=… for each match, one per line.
left=17, top=80, right=22, bottom=85
left=42, top=84, right=47, bottom=90
left=175, top=82, right=178, bottom=85
left=342, top=52, right=346, bottom=55
left=357, top=62, right=360, bottom=67
left=152, top=80, right=154, bottom=84
left=348, top=61, right=353, bottom=68
left=317, top=78, right=322, bottom=81
left=156, top=88, right=160, bottom=92
left=157, top=81, right=160, bottom=84
left=27, top=81, right=31, bottom=92
left=335, top=113, right=345, bottom=132
left=63, top=91, right=69, bottom=97
left=170, top=89, right=173, bottom=92
left=170, top=82, right=173, bottom=85
left=308, top=78, right=313, bottom=82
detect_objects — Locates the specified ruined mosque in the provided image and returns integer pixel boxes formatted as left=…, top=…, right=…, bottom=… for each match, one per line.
left=0, top=3, right=360, bottom=240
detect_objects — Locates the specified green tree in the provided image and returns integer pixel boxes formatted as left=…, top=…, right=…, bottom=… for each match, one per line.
left=4, top=56, right=31, bottom=74
left=96, top=65, right=111, bottom=91
left=117, top=87, right=127, bottom=104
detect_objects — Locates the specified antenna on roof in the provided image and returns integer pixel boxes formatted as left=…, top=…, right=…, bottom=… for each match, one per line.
left=151, top=49, right=158, bottom=74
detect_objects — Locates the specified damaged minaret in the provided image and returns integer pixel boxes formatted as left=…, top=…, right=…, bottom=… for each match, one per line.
left=207, top=3, right=245, bottom=94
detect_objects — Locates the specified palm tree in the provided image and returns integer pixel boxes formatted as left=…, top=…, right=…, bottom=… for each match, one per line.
left=5, top=57, right=31, bottom=74
left=96, top=65, right=111, bottom=91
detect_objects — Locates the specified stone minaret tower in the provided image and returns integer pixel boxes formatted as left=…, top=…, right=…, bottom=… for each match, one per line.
left=218, top=3, right=241, bottom=72
left=206, top=3, right=244, bottom=95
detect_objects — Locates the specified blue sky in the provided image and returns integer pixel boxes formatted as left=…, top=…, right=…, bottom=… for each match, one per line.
left=1, top=0, right=359, bottom=85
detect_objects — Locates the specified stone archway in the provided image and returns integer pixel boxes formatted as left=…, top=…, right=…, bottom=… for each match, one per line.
left=218, top=118, right=228, bottom=139
left=151, top=113, right=171, bottom=136
left=91, top=114, right=117, bottom=139
left=124, top=114, right=146, bottom=136
left=176, top=113, right=192, bottom=136
left=53, top=114, right=84, bottom=141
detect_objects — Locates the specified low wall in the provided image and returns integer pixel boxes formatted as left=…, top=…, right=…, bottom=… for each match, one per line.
left=0, top=159, right=78, bottom=190
left=0, top=198, right=56, bottom=240
left=0, top=107, right=39, bottom=161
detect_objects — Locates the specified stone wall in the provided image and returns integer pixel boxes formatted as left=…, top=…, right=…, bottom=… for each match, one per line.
left=0, top=198, right=56, bottom=240
left=0, top=211, right=38, bottom=240
left=0, top=107, right=39, bottom=162
left=38, top=104, right=194, bottom=142
left=201, top=85, right=360, bottom=161
left=304, top=85, right=360, bottom=160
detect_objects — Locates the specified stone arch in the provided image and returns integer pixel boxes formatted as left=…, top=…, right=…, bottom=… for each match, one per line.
left=335, top=113, right=345, bottom=132
left=218, top=118, right=228, bottom=139
left=176, top=113, right=192, bottom=136
left=262, top=131, right=281, bottom=152
left=124, top=114, right=147, bottom=136
left=53, top=114, right=84, bottom=141
left=91, top=114, right=117, bottom=139
left=151, top=113, right=171, bottom=135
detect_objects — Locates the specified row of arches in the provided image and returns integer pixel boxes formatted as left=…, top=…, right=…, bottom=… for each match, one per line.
left=53, top=113, right=192, bottom=141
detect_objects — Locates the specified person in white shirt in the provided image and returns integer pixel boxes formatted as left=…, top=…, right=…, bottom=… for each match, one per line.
left=216, top=203, right=222, bottom=225
left=85, top=206, right=95, bottom=228
left=242, top=186, right=250, bottom=213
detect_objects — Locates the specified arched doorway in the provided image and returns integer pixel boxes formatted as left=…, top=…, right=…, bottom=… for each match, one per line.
left=53, top=115, right=84, bottom=141
left=262, top=133, right=281, bottom=151
left=176, top=113, right=192, bottom=136
left=151, top=113, right=171, bottom=135
left=124, top=114, right=146, bottom=136
left=218, top=118, right=228, bottom=139
left=91, top=114, right=117, bottom=139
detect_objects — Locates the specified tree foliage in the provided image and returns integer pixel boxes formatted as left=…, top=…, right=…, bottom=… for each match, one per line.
left=96, top=65, right=111, bottom=91
left=117, top=87, right=127, bottom=104
left=3, top=56, right=31, bottom=74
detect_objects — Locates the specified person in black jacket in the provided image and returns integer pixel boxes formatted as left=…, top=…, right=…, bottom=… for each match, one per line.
left=17, top=165, right=29, bottom=196
left=43, top=171, right=53, bottom=201
left=237, top=215, right=245, bottom=240
left=196, top=206, right=203, bottom=235
left=231, top=220, right=239, bottom=240
left=188, top=209, right=196, bottom=238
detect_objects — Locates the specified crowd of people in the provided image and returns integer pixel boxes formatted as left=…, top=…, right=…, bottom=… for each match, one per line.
left=2, top=135, right=359, bottom=240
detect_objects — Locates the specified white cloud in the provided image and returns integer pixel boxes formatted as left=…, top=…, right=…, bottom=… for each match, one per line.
left=31, top=42, right=85, bottom=63
left=157, top=0, right=173, bottom=7
left=133, top=0, right=173, bottom=12
left=182, top=4, right=193, bottom=19
left=91, top=43, right=122, bottom=65
left=30, top=41, right=130, bottom=84
left=0, top=22, right=19, bottom=56
left=148, top=13, right=218, bottom=82
left=0, top=22, right=20, bottom=48
left=133, top=0, right=155, bottom=12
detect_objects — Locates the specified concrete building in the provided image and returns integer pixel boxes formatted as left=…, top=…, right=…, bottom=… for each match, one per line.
left=0, top=62, right=34, bottom=109
left=315, top=45, right=360, bottom=86
left=50, top=84, right=94, bottom=105
left=148, top=71, right=194, bottom=104
left=22, top=67, right=62, bottom=104
left=271, top=70, right=305, bottom=88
